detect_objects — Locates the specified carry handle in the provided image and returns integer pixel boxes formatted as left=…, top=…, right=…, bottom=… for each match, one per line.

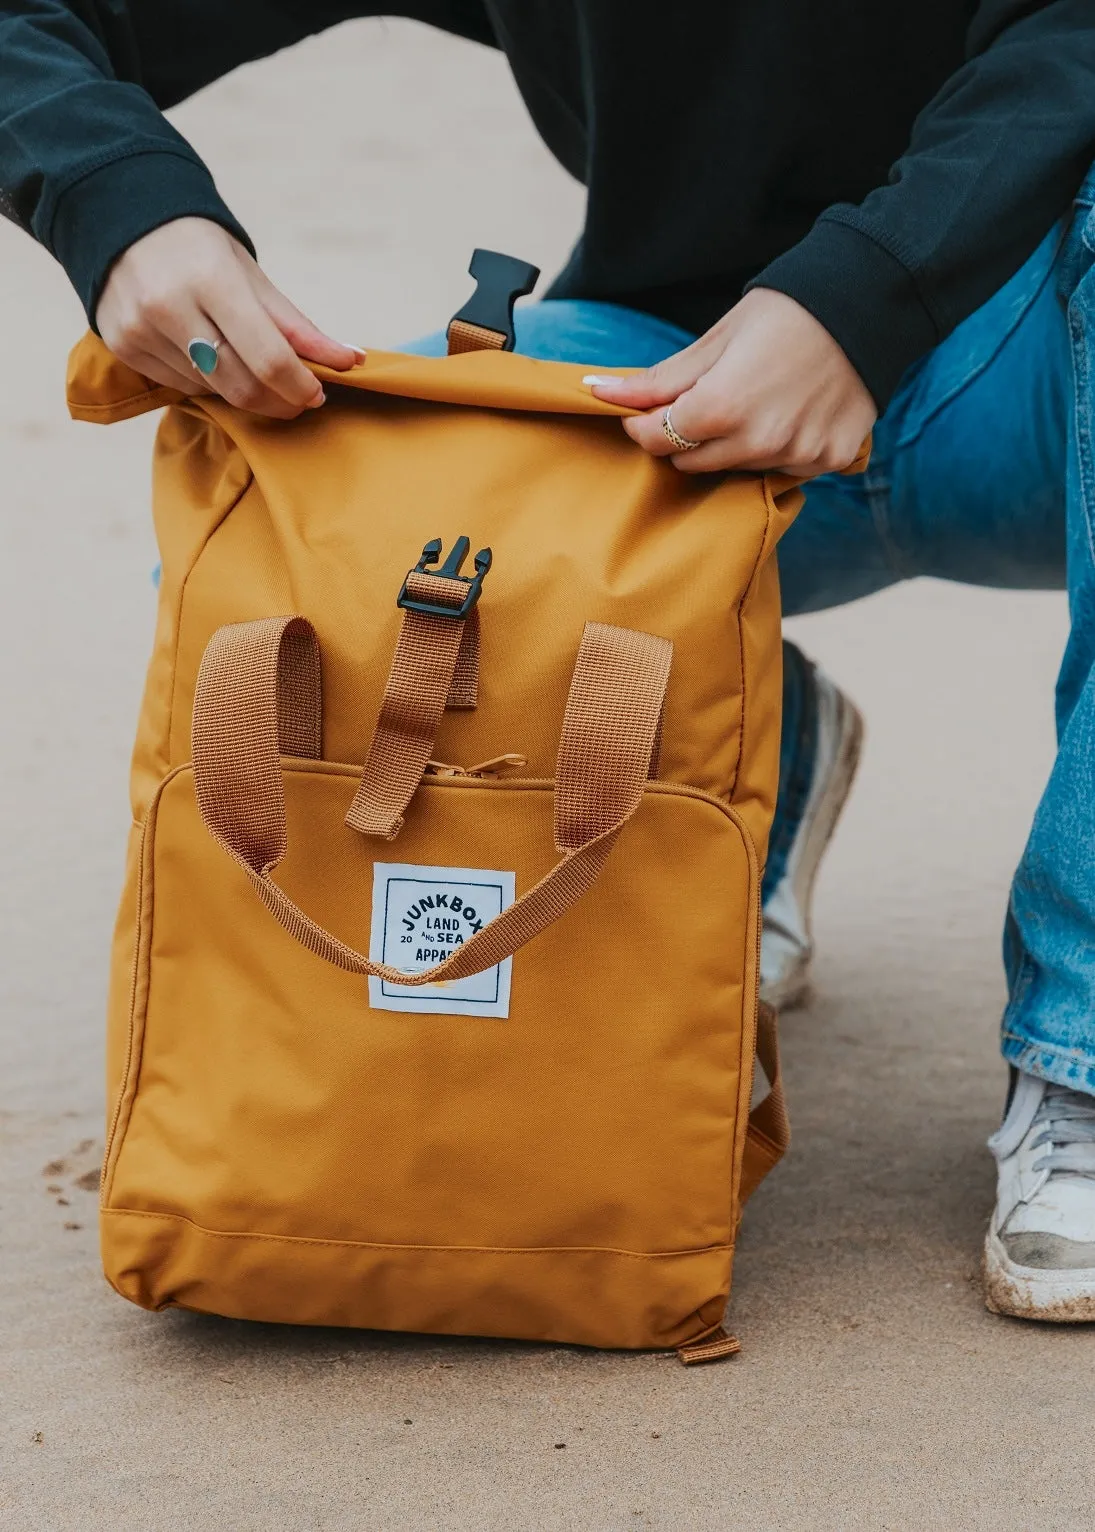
left=191, top=617, right=671, bottom=986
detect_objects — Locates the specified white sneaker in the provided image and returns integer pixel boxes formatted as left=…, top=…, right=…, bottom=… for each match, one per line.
left=984, top=1070, right=1095, bottom=1322
left=759, top=667, right=863, bottom=1011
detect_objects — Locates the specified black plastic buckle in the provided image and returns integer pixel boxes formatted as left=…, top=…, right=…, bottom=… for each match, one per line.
left=448, top=249, right=541, bottom=352
left=397, top=536, right=493, bottom=620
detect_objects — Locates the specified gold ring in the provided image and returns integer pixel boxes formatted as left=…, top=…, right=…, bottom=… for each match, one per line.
left=662, top=407, right=701, bottom=452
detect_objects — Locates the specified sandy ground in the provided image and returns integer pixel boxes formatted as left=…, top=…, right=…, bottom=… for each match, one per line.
left=2, top=20, right=1094, bottom=1530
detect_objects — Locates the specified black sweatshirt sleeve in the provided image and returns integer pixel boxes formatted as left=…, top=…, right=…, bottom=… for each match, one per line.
left=0, top=2, right=495, bottom=325
left=749, top=0, right=1095, bottom=410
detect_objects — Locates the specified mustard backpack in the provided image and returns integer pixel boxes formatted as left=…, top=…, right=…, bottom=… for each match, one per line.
left=65, top=253, right=840, bottom=1364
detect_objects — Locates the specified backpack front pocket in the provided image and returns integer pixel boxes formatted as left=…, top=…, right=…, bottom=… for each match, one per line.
left=102, top=763, right=760, bottom=1349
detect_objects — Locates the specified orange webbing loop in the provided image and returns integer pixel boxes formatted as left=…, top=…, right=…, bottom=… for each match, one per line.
left=676, top=1326, right=742, bottom=1365
left=446, top=318, right=508, bottom=355
left=192, top=617, right=672, bottom=987
left=190, top=616, right=322, bottom=874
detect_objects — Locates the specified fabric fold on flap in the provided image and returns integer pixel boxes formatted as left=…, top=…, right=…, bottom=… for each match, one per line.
left=65, top=332, right=871, bottom=478
left=65, top=333, right=642, bottom=424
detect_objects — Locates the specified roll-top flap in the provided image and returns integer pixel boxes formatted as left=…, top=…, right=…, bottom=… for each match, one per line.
left=65, top=332, right=641, bottom=425
left=66, top=335, right=871, bottom=482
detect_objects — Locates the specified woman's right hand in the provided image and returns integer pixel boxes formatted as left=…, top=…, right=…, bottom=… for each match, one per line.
left=95, top=217, right=363, bottom=419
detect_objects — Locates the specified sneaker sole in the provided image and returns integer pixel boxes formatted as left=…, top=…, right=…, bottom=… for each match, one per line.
left=760, top=692, right=864, bottom=1013
left=982, top=1227, right=1095, bottom=1322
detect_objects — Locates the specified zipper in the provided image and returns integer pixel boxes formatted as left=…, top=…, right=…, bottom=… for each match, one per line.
left=424, top=753, right=528, bottom=779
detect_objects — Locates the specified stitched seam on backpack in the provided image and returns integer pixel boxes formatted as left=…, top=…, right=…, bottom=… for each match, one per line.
left=101, top=769, right=190, bottom=1205
left=68, top=388, right=180, bottom=422
left=725, top=485, right=776, bottom=804
left=679, top=1300, right=732, bottom=1344
left=723, top=807, right=762, bottom=1242
left=106, top=778, right=753, bottom=1256
left=102, top=1207, right=731, bottom=1261
left=718, top=490, right=773, bottom=1241
left=165, top=460, right=255, bottom=764
left=101, top=815, right=150, bottom=1204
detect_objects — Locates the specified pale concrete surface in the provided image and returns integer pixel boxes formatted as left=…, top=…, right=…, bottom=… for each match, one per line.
left=2, top=20, right=1093, bottom=1531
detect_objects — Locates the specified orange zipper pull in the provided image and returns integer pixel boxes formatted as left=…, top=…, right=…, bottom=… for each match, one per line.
left=466, top=754, right=528, bottom=778
left=425, top=754, right=527, bottom=780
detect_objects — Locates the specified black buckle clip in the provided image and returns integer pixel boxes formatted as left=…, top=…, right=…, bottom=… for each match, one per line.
left=448, top=249, right=541, bottom=352
left=397, top=536, right=493, bottom=620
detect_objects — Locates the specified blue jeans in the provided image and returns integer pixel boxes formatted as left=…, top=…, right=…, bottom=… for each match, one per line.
left=407, top=162, right=1095, bottom=1094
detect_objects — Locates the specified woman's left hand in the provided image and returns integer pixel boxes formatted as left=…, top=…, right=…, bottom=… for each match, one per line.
left=590, top=288, right=877, bottom=476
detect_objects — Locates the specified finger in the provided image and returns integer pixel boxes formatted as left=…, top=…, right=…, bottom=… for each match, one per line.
left=667, top=434, right=831, bottom=477
left=668, top=435, right=780, bottom=474
left=620, top=407, right=687, bottom=457
left=624, top=347, right=763, bottom=457
left=152, top=314, right=319, bottom=419
left=259, top=282, right=365, bottom=372
left=622, top=386, right=719, bottom=457
left=189, top=336, right=322, bottom=419
left=202, top=269, right=327, bottom=412
left=123, top=348, right=204, bottom=397
left=144, top=288, right=318, bottom=418
left=589, top=330, right=723, bottom=409
left=668, top=419, right=870, bottom=477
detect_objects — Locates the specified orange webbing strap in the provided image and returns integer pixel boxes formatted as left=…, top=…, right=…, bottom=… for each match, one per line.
left=447, top=611, right=480, bottom=709
left=739, top=1001, right=790, bottom=1204
left=192, top=617, right=672, bottom=987
left=677, top=1327, right=742, bottom=1366
left=554, top=622, right=669, bottom=850
left=343, top=569, right=480, bottom=841
left=190, top=616, right=323, bottom=873
left=446, top=318, right=507, bottom=355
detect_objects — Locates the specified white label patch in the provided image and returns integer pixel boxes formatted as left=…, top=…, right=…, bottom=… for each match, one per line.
left=368, top=862, right=516, bottom=1017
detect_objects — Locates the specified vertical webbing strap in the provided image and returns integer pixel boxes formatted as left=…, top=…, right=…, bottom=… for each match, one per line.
left=343, top=569, right=480, bottom=840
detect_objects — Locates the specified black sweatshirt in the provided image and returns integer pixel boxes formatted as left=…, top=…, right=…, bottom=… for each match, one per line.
left=2, top=2, right=1095, bottom=407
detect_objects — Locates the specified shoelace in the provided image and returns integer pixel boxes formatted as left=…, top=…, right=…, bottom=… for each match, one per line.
left=1031, top=1083, right=1095, bottom=1176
